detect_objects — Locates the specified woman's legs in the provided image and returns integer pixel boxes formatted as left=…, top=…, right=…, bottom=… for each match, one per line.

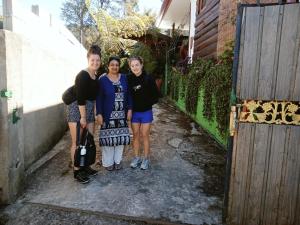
left=68, top=122, right=79, bottom=170
left=140, top=123, right=151, bottom=158
left=130, top=123, right=143, bottom=168
left=68, top=122, right=90, bottom=183
left=86, top=122, right=96, bottom=167
left=69, top=122, right=94, bottom=166
left=114, top=145, right=124, bottom=164
left=86, top=122, right=94, bottom=135
left=132, top=123, right=141, bottom=157
left=102, top=146, right=114, bottom=167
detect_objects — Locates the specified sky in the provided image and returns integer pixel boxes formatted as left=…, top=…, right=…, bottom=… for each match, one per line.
left=20, top=0, right=162, bottom=21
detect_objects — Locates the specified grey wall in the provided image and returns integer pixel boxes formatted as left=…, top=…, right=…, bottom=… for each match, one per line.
left=20, top=36, right=85, bottom=168
left=0, top=30, right=24, bottom=203
left=0, top=28, right=86, bottom=203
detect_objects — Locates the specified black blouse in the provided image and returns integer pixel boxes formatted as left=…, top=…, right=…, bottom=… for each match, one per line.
left=75, top=70, right=98, bottom=105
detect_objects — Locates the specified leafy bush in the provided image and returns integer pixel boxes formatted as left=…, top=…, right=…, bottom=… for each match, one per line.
left=168, top=42, right=234, bottom=137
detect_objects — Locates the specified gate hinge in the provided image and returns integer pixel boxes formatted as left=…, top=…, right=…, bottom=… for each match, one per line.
left=229, top=104, right=241, bottom=136
left=229, top=106, right=236, bottom=136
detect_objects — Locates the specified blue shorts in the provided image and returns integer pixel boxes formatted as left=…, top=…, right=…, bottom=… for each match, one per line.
left=132, top=110, right=153, bottom=124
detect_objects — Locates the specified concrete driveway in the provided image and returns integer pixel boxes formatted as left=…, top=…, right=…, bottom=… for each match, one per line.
left=0, top=100, right=226, bottom=225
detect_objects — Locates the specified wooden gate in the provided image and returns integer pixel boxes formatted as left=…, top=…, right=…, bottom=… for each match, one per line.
left=227, top=3, right=300, bottom=225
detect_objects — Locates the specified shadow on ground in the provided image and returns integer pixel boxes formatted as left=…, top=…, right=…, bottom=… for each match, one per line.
left=0, top=99, right=226, bottom=225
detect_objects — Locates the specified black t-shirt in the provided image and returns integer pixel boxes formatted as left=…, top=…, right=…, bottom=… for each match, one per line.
left=127, top=72, right=159, bottom=112
left=75, top=70, right=98, bottom=105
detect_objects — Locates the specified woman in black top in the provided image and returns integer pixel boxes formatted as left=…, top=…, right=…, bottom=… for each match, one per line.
left=127, top=56, right=159, bottom=170
left=66, top=45, right=101, bottom=183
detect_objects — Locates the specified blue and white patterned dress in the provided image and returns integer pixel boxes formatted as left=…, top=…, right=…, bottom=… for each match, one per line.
left=99, top=80, right=130, bottom=146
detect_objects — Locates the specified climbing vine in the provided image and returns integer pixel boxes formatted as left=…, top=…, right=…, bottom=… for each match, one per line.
left=168, top=42, right=234, bottom=137
left=185, top=59, right=214, bottom=114
left=213, top=42, right=234, bottom=136
left=168, top=68, right=184, bottom=101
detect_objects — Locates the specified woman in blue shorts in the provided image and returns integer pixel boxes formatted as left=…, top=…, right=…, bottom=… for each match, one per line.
left=127, top=56, right=159, bottom=170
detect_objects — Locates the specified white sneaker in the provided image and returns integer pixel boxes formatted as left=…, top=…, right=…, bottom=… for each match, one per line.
left=130, top=157, right=142, bottom=168
left=140, top=158, right=150, bottom=170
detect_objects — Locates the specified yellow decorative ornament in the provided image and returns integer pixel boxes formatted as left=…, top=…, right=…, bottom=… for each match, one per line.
left=239, top=100, right=300, bottom=125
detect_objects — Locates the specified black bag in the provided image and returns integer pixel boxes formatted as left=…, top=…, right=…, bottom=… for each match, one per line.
left=74, top=124, right=96, bottom=167
left=62, top=86, right=76, bottom=105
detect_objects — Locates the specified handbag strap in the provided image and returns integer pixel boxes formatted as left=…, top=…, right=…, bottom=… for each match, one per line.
left=80, top=129, right=88, bottom=146
left=76, top=122, right=81, bottom=146
left=76, top=122, right=89, bottom=146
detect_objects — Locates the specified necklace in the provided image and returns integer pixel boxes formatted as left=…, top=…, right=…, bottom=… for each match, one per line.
left=107, top=73, right=120, bottom=83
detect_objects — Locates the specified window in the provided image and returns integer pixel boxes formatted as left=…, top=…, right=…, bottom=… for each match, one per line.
left=197, top=0, right=206, bottom=14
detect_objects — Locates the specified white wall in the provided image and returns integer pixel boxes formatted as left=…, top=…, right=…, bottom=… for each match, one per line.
left=0, top=0, right=87, bottom=203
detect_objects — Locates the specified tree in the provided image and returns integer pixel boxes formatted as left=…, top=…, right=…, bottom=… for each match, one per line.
left=61, top=0, right=118, bottom=47
left=85, top=1, right=155, bottom=55
left=123, top=0, right=139, bottom=16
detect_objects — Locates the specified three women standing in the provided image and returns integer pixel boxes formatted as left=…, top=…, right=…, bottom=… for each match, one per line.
left=66, top=50, right=158, bottom=184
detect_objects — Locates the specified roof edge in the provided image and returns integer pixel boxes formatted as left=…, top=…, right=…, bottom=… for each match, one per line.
left=156, top=0, right=173, bottom=27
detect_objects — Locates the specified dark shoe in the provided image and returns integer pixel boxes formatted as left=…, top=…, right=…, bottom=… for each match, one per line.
left=105, top=165, right=114, bottom=171
left=84, top=166, right=98, bottom=177
left=74, top=170, right=90, bottom=184
left=115, top=162, right=122, bottom=170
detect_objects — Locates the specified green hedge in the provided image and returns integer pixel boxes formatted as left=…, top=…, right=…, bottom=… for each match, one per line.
left=166, top=45, right=233, bottom=147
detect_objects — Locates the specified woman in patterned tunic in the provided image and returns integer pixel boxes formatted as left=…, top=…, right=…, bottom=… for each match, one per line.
left=96, top=56, right=132, bottom=170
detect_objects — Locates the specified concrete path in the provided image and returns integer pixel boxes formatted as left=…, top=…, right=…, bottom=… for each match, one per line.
left=0, top=100, right=226, bottom=225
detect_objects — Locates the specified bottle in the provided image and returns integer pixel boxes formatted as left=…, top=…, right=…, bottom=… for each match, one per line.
left=79, top=146, right=86, bottom=167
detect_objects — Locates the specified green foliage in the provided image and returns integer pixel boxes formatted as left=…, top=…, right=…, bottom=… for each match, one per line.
left=168, top=42, right=234, bottom=137
left=86, top=2, right=154, bottom=53
left=62, top=0, right=164, bottom=76
left=213, top=62, right=232, bottom=136
left=185, top=59, right=214, bottom=115
left=61, top=0, right=154, bottom=51
left=86, top=2, right=164, bottom=76
left=167, top=68, right=182, bottom=101
left=123, top=0, right=139, bottom=16
left=129, top=42, right=157, bottom=74
left=61, top=0, right=99, bottom=48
